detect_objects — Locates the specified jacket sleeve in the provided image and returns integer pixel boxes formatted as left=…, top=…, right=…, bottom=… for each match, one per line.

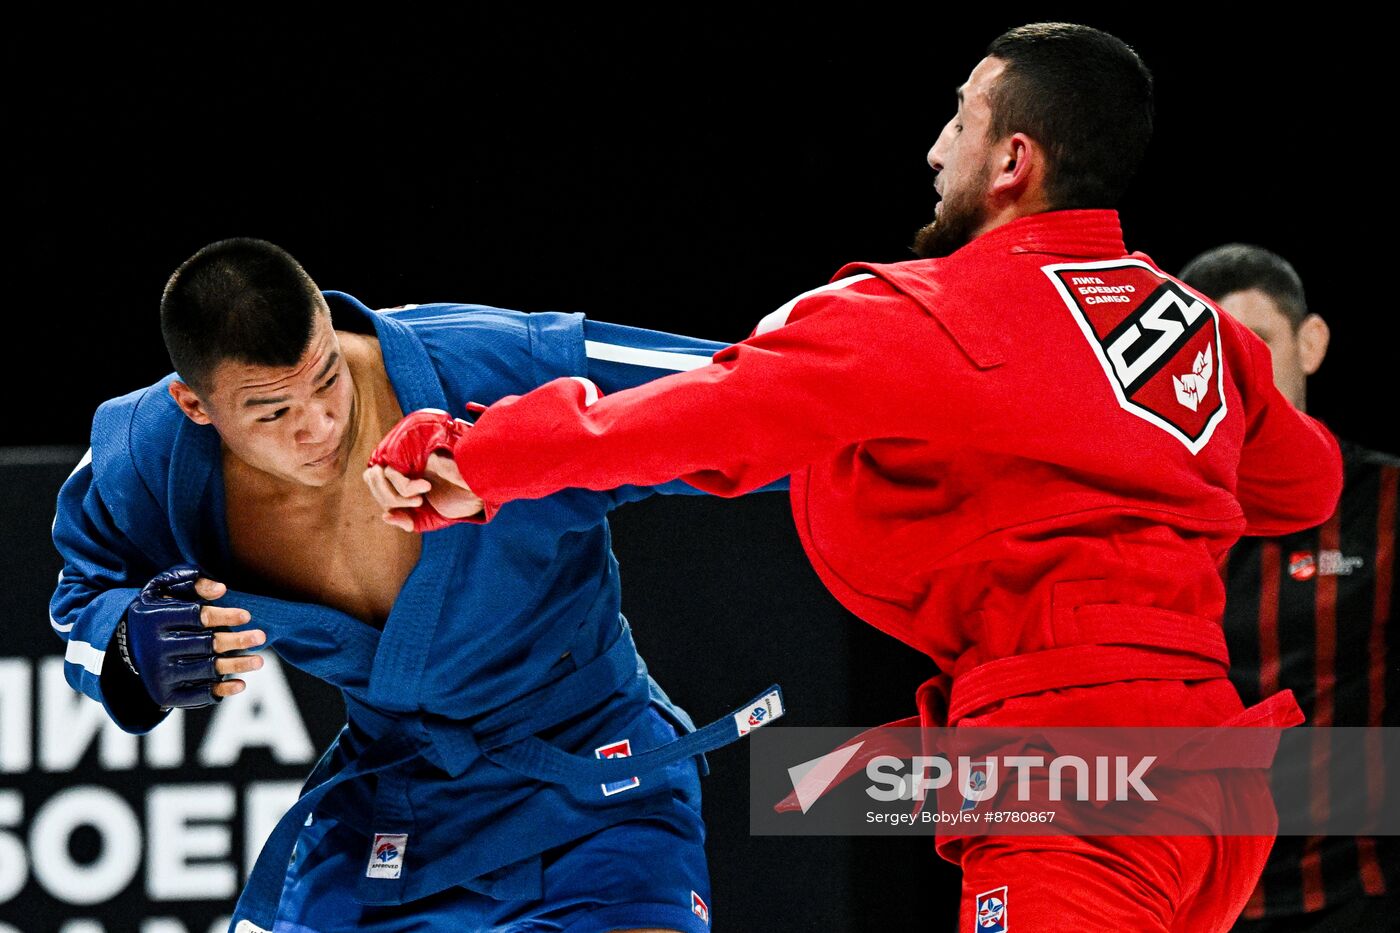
left=49, top=449, right=168, bottom=733
left=1230, top=319, right=1343, bottom=536
left=578, top=317, right=789, bottom=507
left=454, top=277, right=956, bottom=518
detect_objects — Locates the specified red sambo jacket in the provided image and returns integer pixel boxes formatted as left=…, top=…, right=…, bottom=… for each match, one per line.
left=454, top=210, right=1342, bottom=728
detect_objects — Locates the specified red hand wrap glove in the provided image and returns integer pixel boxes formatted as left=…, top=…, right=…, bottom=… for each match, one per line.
left=367, top=408, right=473, bottom=532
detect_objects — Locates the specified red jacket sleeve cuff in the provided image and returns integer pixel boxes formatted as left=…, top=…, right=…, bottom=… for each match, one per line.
left=450, top=435, right=503, bottom=524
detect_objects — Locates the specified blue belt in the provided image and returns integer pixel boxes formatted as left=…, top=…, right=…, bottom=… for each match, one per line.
left=230, top=624, right=783, bottom=932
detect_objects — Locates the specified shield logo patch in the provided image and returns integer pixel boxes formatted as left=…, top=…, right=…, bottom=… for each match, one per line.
left=1043, top=259, right=1227, bottom=454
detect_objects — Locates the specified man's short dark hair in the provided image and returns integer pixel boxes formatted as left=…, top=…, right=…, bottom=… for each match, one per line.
left=160, top=238, right=327, bottom=392
left=985, top=23, right=1154, bottom=210
left=1179, top=244, right=1309, bottom=328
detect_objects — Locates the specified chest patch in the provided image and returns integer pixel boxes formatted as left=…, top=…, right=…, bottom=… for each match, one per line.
left=1043, top=259, right=1227, bottom=454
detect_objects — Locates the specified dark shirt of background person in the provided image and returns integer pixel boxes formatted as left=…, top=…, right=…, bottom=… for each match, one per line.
left=1182, top=244, right=1397, bottom=933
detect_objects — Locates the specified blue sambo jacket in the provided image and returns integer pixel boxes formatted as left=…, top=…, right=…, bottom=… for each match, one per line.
left=49, top=292, right=785, bottom=932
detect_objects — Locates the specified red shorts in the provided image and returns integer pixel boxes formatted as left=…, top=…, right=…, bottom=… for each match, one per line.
left=957, top=831, right=1274, bottom=932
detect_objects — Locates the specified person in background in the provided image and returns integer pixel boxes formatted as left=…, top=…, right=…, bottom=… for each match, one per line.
left=1182, top=243, right=1397, bottom=933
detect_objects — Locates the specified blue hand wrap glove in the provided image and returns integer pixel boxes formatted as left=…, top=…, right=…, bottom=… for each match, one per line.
left=117, top=564, right=221, bottom=709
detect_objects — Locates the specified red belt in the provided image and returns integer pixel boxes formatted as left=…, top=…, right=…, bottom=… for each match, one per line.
left=775, top=605, right=1301, bottom=813
left=944, top=604, right=1232, bottom=724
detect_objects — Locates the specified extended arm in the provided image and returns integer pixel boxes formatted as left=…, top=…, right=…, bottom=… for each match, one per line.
left=450, top=277, right=957, bottom=518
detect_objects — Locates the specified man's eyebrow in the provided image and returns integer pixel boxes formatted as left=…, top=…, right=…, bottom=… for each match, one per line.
left=242, top=351, right=341, bottom=408
left=313, top=350, right=341, bottom=383
left=956, top=87, right=965, bottom=107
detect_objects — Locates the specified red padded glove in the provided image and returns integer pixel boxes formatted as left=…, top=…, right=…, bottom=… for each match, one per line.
left=368, top=408, right=473, bottom=532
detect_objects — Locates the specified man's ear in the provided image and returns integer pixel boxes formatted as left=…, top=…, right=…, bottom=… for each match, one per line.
left=989, top=132, right=1045, bottom=206
left=168, top=380, right=213, bottom=425
left=1297, top=313, right=1330, bottom=376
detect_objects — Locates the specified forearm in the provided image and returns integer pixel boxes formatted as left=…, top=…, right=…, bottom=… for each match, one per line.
left=51, top=454, right=167, bottom=733
left=1238, top=410, right=1341, bottom=535
left=54, top=582, right=167, bottom=733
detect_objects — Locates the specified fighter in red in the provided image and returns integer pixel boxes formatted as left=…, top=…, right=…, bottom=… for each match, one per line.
left=365, top=23, right=1341, bottom=932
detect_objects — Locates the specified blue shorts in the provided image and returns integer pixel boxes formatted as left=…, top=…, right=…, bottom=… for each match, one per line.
left=272, top=764, right=712, bottom=932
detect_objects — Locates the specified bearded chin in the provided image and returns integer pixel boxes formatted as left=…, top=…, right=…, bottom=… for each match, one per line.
left=912, top=221, right=950, bottom=258
left=912, top=193, right=987, bottom=259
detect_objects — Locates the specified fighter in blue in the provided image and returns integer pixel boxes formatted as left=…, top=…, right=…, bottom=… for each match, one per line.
left=49, top=238, right=785, bottom=933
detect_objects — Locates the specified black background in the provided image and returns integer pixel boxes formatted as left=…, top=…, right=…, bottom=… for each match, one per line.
left=8, top=8, right=1392, bottom=454
left=6, top=6, right=1389, bottom=930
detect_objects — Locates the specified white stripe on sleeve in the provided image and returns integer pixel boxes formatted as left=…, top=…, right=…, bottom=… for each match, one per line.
left=583, top=341, right=713, bottom=372
left=65, top=638, right=106, bottom=676
left=54, top=448, right=95, bottom=537
left=50, top=570, right=74, bottom=633
left=753, top=274, right=876, bottom=337
left=51, top=449, right=94, bottom=634
left=67, top=447, right=93, bottom=480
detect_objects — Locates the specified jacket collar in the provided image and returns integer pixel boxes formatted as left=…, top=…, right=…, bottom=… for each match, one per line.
left=323, top=291, right=449, bottom=414
left=960, top=208, right=1126, bottom=259
left=831, top=210, right=1129, bottom=372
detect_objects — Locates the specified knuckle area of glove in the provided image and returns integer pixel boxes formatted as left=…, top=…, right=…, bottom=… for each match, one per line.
left=142, top=600, right=203, bottom=625
left=169, top=660, right=218, bottom=680
left=159, top=633, right=214, bottom=655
